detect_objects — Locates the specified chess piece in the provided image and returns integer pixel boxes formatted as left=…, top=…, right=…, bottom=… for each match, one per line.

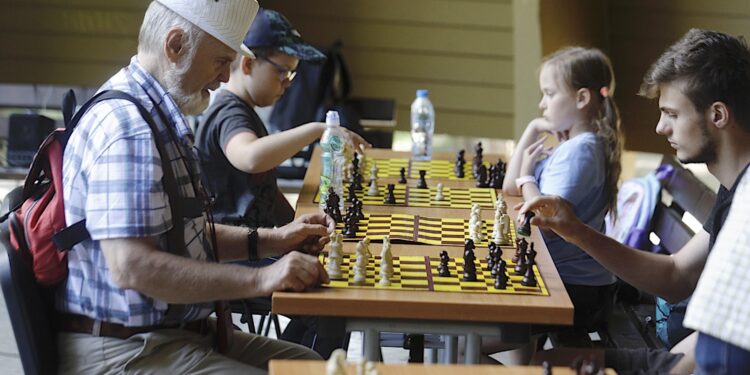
left=499, top=211, right=511, bottom=245
left=493, top=261, right=508, bottom=289
left=454, top=149, right=466, bottom=178
left=434, top=183, right=445, bottom=201
left=353, top=171, right=363, bottom=191
left=463, top=239, right=477, bottom=281
left=514, top=241, right=528, bottom=275
left=370, top=160, right=379, bottom=181
left=522, top=242, right=538, bottom=286
left=367, top=177, right=379, bottom=196
left=347, top=181, right=357, bottom=202
left=326, top=233, right=344, bottom=279
left=398, top=167, right=407, bottom=184
left=486, top=242, right=497, bottom=272
left=416, top=170, right=428, bottom=189
left=379, top=236, right=393, bottom=286
left=384, top=183, right=397, bottom=204
left=325, top=187, right=342, bottom=223
left=437, top=250, right=451, bottom=277
left=475, top=164, right=488, bottom=188
left=326, top=348, right=348, bottom=375
left=517, top=211, right=535, bottom=237
left=354, top=199, right=365, bottom=220
left=352, top=238, right=370, bottom=285
left=345, top=210, right=359, bottom=238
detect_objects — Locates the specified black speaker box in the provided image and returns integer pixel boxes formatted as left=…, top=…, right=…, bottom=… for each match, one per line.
left=7, top=114, right=56, bottom=168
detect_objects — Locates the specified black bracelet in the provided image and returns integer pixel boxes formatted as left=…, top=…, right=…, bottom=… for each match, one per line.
left=246, top=227, right=258, bottom=261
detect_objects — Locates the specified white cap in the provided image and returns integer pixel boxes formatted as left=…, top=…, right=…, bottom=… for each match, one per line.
left=326, top=110, right=340, bottom=126
left=156, top=0, right=259, bottom=58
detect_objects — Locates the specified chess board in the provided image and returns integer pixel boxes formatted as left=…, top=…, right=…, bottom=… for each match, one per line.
left=313, top=186, right=497, bottom=209
left=336, top=213, right=516, bottom=247
left=410, top=160, right=489, bottom=181
left=320, top=253, right=549, bottom=296
left=352, top=158, right=410, bottom=179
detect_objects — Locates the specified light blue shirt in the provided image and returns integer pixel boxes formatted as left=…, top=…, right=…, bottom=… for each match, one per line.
left=535, top=132, right=616, bottom=286
left=59, top=57, right=214, bottom=326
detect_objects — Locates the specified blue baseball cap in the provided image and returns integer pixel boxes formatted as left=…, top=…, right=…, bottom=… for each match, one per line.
left=242, top=8, right=326, bottom=64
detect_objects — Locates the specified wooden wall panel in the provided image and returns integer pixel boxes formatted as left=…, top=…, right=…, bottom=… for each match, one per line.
left=266, top=0, right=516, bottom=139
left=608, top=0, right=750, bottom=153
left=0, top=0, right=148, bottom=86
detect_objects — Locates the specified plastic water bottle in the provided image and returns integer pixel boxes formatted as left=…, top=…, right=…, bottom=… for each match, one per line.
left=319, top=110, right=347, bottom=212
left=411, top=89, right=435, bottom=161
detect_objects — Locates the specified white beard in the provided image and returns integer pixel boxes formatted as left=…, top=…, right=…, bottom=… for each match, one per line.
left=163, top=59, right=210, bottom=116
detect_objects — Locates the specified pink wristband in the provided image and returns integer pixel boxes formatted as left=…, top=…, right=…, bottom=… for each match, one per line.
left=515, top=175, right=537, bottom=191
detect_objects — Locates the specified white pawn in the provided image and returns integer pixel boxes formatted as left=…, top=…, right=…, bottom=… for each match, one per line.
left=379, top=236, right=393, bottom=286
left=492, top=210, right=503, bottom=245
left=367, top=177, right=379, bottom=196
left=472, top=219, right=484, bottom=243
left=434, top=183, right=445, bottom=201
left=326, top=348, right=348, bottom=375
left=327, top=233, right=343, bottom=279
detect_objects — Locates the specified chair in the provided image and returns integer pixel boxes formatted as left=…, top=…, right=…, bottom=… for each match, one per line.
left=0, top=186, right=59, bottom=375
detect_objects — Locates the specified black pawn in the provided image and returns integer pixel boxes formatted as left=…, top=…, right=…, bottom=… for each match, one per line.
left=475, top=164, right=488, bottom=188
left=416, top=170, right=428, bottom=189
left=384, top=183, right=397, bottom=204
left=437, top=250, right=451, bottom=277
left=347, top=181, right=357, bottom=202
left=353, top=171, right=363, bottom=191
left=521, top=243, right=537, bottom=286
left=493, top=261, right=508, bottom=289
left=463, top=239, right=477, bottom=281
left=455, top=160, right=465, bottom=178
left=517, top=211, right=535, bottom=237
left=398, top=167, right=407, bottom=184
left=486, top=242, right=497, bottom=271
left=355, top=199, right=365, bottom=220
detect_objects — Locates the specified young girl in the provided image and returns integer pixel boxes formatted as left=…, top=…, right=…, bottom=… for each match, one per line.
left=504, top=47, right=623, bottom=331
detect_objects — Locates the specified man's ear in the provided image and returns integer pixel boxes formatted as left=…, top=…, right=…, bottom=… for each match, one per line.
left=576, top=88, right=592, bottom=110
left=164, top=28, right=185, bottom=64
left=241, top=56, right=256, bottom=75
left=709, top=101, right=730, bottom=129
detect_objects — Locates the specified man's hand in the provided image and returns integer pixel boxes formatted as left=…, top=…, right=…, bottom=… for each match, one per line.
left=263, top=213, right=335, bottom=256
left=257, top=251, right=330, bottom=293
left=515, top=195, right=585, bottom=243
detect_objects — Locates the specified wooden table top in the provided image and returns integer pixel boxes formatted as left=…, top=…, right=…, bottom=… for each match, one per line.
left=273, top=148, right=573, bottom=326
left=269, top=360, right=612, bottom=374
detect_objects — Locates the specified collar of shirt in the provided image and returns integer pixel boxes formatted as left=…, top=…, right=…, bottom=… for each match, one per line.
left=127, top=56, right=195, bottom=146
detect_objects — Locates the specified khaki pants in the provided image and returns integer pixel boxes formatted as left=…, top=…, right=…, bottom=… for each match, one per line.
left=57, top=320, right=322, bottom=374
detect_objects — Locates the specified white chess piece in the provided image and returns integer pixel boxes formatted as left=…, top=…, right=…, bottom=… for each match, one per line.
left=326, top=348, right=348, bottom=375
left=327, top=233, right=343, bottom=279
left=367, top=178, right=379, bottom=196
left=370, top=161, right=378, bottom=180
left=434, top=183, right=445, bottom=201
left=496, top=193, right=507, bottom=215
left=472, top=219, right=484, bottom=242
left=379, top=236, right=393, bottom=286
left=492, top=210, right=503, bottom=245
left=499, top=211, right=511, bottom=244
left=352, top=238, right=370, bottom=285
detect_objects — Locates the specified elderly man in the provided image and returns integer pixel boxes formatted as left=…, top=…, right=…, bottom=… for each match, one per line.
left=57, top=1, right=331, bottom=374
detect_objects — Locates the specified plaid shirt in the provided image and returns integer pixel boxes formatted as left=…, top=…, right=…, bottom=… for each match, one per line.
left=684, top=171, right=750, bottom=351
left=58, top=56, right=214, bottom=326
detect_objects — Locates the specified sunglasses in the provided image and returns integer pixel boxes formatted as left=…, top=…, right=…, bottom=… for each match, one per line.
left=258, top=56, right=297, bottom=82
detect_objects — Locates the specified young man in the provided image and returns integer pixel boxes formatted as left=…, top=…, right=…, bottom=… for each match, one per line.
left=59, top=1, right=333, bottom=373
left=519, top=29, right=750, bottom=373
left=195, top=8, right=369, bottom=229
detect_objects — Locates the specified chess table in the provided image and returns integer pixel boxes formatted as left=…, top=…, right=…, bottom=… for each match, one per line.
left=274, top=147, right=573, bottom=364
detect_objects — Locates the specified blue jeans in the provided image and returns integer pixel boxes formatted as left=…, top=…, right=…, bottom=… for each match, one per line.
left=695, top=332, right=750, bottom=375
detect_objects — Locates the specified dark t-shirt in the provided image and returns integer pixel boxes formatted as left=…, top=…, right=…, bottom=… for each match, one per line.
left=702, top=162, right=750, bottom=251
left=195, top=90, right=282, bottom=228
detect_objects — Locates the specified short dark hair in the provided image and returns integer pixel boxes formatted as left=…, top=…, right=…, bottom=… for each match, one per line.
left=639, top=29, right=750, bottom=131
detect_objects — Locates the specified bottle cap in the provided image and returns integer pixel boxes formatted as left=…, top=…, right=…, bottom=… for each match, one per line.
left=416, top=89, right=429, bottom=98
left=325, top=110, right=340, bottom=126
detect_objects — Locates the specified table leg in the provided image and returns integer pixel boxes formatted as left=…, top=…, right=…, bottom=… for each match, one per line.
left=443, top=335, right=458, bottom=364
left=363, top=328, right=381, bottom=362
left=464, top=332, right=481, bottom=364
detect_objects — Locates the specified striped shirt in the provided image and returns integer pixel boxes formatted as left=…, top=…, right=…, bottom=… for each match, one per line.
left=58, top=56, right=214, bottom=326
left=684, top=170, right=750, bottom=351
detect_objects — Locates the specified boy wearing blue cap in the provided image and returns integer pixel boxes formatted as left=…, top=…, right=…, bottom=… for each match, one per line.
left=195, top=8, right=369, bottom=229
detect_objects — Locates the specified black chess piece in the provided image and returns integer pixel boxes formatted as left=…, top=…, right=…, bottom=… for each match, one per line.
left=493, top=261, right=508, bottom=289
left=486, top=242, right=497, bottom=271
left=463, top=239, right=477, bottom=281
left=384, top=183, right=397, bottom=204
left=416, top=170, right=428, bottom=189
left=355, top=199, right=365, bottom=220
left=514, top=241, right=528, bottom=275
left=475, top=141, right=483, bottom=157
left=325, top=187, right=342, bottom=223
left=458, top=149, right=466, bottom=164
left=437, top=250, right=451, bottom=277
left=521, top=263, right=537, bottom=287
left=353, top=171, right=363, bottom=191
left=517, top=211, right=535, bottom=237
left=454, top=160, right=464, bottom=178
left=475, top=164, right=488, bottom=188
left=352, top=153, right=360, bottom=172
left=347, top=181, right=357, bottom=202
left=398, top=167, right=407, bottom=184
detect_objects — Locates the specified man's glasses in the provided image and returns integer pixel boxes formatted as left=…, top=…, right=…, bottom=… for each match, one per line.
left=259, top=56, right=297, bottom=82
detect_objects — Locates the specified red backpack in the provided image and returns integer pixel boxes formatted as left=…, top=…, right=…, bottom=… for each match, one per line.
left=1, top=90, right=186, bottom=286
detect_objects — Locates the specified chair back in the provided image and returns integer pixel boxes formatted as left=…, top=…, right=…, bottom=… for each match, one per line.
left=0, top=186, right=58, bottom=375
left=651, top=155, right=717, bottom=253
